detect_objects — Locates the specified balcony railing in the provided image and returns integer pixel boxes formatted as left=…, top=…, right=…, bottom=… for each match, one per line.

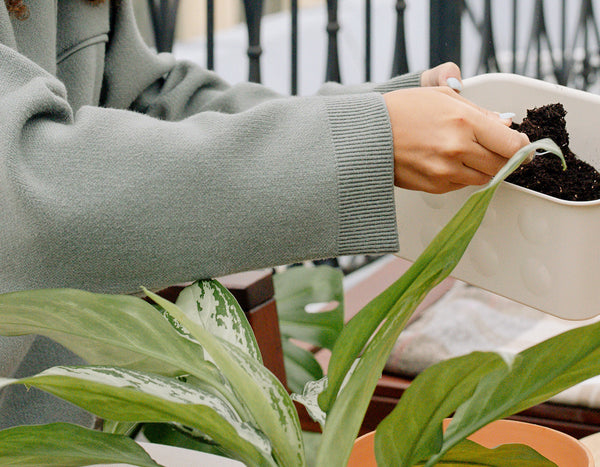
left=147, top=0, right=600, bottom=93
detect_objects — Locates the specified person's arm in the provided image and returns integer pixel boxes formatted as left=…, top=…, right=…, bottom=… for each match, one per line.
left=0, top=1, right=402, bottom=295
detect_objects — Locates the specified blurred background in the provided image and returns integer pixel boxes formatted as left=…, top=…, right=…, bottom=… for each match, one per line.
left=133, top=1, right=600, bottom=96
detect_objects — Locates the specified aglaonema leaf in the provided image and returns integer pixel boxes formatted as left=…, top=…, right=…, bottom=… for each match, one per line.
left=316, top=140, right=564, bottom=467
left=431, top=319, right=600, bottom=465
left=175, top=280, right=262, bottom=363
left=374, top=352, right=510, bottom=467
left=0, top=366, right=275, bottom=467
left=0, top=288, right=251, bottom=434
left=143, top=289, right=305, bottom=467
left=0, top=289, right=215, bottom=382
left=0, top=422, right=161, bottom=467
left=290, top=376, right=327, bottom=428
left=417, top=438, right=556, bottom=466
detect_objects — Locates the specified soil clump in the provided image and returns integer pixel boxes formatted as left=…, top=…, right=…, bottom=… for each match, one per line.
left=506, top=103, right=600, bottom=201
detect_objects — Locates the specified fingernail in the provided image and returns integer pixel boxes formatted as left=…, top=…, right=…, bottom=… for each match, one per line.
left=446, top=77, right=462, bottom=92
left=499, top=112, right=516, bottom=120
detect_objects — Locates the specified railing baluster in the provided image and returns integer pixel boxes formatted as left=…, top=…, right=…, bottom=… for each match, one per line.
left=365, top=0, right=372, bottom=82
left=476, top=0, right=499, bottom=73
left=512, top=0, right=518, bottom=73
left=243, top=0, right=264, bottom=83
left=521, top=0, right=560, bottom=82
left=561, top=0, right=566, bottom=69
left=429, top=0, right=462, bottom=67
left=391, top=0, right=409, bottom=77
left=568, top=0, right=600, bottom=89
left=207, top=0, right=215, bottom=70
left=147, top=0, right=180, bottom=53
left=291, top=0, right=298, bottom=95
left=325, top=0, right=341, bottom=83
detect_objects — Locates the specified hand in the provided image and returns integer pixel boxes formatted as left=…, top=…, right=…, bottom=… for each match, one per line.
left=383, top=86, right=529, bottom=194
left=420, top=62, right=462, bottom=92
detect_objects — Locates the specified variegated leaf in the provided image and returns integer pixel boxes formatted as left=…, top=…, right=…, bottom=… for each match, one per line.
left=0, top=289, right=210, bottom=379
left=175, top=280, right=262, bottom=363
left=290, top=377, right=327, bottom=428
left=143, top=290, right=305, bottom=467
left=0, top=367, right=275, bottom=467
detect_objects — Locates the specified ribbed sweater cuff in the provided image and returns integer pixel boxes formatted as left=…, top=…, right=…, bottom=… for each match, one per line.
left=373, top=72, right=422, bottom=93
left=324, top=93, right=399, bottom=256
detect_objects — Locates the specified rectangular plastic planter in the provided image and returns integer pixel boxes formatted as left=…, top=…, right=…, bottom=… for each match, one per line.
left=394, top=73, right=600, bottom=320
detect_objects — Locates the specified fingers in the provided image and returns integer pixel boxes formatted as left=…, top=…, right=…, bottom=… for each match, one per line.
left=421, top=62, right=462, bottom=90
left=461, top=144, right=513, bottom=177
left=438, top=86, right=512, bottom=123
left=472, top=113, right=530, bottom=160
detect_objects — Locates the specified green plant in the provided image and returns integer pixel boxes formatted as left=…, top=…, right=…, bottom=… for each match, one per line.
left=274, top=265, right=344, bottom=394
left=0, top=139, right=595, bottom=466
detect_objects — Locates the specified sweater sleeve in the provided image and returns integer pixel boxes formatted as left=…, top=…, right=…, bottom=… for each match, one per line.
left=0, top=1, right=418, bottom=295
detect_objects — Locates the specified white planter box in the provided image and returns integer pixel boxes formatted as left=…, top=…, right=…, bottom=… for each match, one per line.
left=394, top=73, right=600, bottom=320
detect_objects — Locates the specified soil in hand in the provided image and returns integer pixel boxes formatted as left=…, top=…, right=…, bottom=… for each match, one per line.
left=506, top=103, right=600, bottom=201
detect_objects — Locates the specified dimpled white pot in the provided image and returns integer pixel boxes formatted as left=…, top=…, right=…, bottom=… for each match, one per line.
left=395, top=73, right=600, bottom=320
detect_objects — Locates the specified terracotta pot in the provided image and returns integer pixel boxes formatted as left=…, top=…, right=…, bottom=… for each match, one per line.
left=348, top=419, right=594, bottom=467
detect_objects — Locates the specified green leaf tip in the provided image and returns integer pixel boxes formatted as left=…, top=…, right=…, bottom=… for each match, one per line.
left=487, top=138, right=564, bottom=189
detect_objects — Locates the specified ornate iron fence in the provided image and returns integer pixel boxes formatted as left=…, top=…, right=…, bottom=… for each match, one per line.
left=147, top=0, right=600, bottom=92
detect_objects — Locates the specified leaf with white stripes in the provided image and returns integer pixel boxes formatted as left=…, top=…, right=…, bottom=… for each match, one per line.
left=0, top=367, right=275, bottom=467
left=175, top=280, right=262, bottom=362
left=0, top=289, right=211, bottom=379
left=144, top=290, right=305, bottom=467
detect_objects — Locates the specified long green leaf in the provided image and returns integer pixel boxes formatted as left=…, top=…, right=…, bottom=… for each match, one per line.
left=0, top=367, right=275, bottom=467
left=374, top=352, right=509, bottom=467
left=282, top=339, right=324, bottom=394
left=0, top=422, right=161, bottom=467
left=316, top=269, right=413, bottom=412
left=319, top=139, right=564, bottom=414
left=317, top=188, right=494, bottom=413
left=434, top=320, right=600, bottom=464
left=418, top=439, right=556, bottom=466
left=316, top=140, right=564, bottom=467
left=175, top=280, right=262, bottom=363
left=143, top=290, right=305, bottom=467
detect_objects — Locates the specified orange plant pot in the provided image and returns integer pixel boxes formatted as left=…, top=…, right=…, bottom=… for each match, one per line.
left=348, top=419, right=594, bottom=467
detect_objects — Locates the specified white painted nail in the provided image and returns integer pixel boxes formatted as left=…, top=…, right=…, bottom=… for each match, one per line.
left=499, top=112, right=516, bottom=120
left=446, top=77, right=463, bottom=92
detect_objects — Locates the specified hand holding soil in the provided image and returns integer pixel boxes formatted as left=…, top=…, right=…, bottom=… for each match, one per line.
left=384, top=86, right=529, bottom=194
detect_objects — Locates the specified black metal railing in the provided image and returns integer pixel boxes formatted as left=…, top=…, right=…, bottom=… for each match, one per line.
left=458, top=0, right=600, bottom=90
left=147, top=0, right=600, bottom=93
left=148, top=0, right=600, bottom=94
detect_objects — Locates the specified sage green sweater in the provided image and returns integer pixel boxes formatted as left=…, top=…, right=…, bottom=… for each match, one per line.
left=0, top=0, right=421, bottom=427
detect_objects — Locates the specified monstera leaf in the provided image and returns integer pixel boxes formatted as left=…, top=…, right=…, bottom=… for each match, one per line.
left=274, top=265, right=344, bottom=393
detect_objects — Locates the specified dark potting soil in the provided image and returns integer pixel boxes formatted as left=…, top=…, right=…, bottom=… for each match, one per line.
left=506, top=103, right=600, bottom=201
